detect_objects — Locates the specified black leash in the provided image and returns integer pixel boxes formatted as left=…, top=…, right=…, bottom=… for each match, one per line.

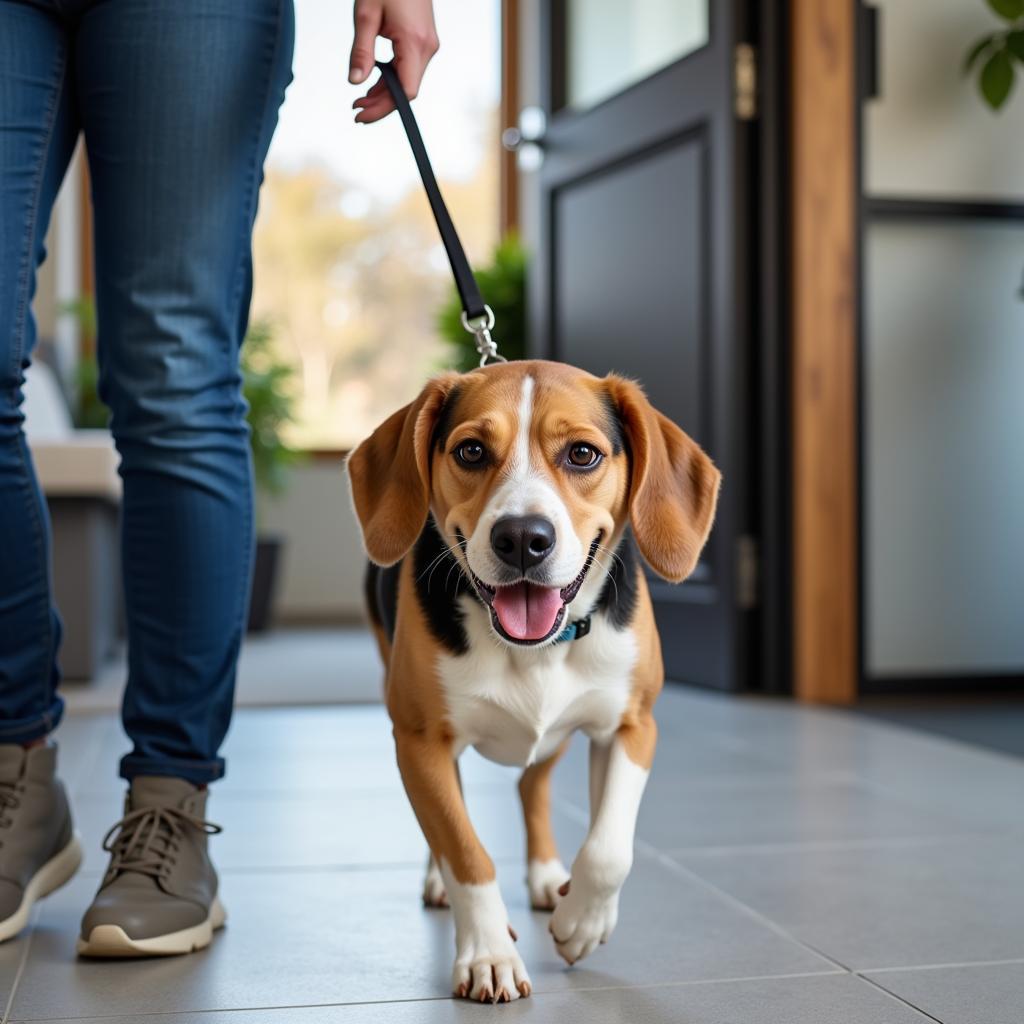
left=376, top=60, right=504, bottom=366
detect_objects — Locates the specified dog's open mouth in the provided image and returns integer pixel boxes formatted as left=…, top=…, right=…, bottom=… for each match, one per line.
left=469, top=534, right=601, bottom=645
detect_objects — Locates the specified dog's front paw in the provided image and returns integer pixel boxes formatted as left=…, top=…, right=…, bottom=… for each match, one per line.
left=527, top=857, right=570, bottom=910
left=548, top=878, right=620, bottom=966
left=452, top=930, right=532, bottom=1003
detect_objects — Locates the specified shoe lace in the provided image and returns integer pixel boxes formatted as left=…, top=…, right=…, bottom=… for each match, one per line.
left=0, top=778, right=24, bottom=845
left=101, top=805, right=221, bottom=881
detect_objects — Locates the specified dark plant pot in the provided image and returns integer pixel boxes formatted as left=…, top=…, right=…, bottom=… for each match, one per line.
left=248, top=534, right=284, bottom=633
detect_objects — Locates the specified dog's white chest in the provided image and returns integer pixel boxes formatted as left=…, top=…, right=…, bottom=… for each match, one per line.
left=438, top=601, right=637, bottom=767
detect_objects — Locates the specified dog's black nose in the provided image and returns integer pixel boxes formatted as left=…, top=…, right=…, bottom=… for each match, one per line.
left=491, top=515, right=556, bottom=572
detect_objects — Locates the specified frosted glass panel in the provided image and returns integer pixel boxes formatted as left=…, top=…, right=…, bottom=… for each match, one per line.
left=566, top=0, right=707, bottom=110
left=866, top=0, right=1024, bottom=201
left=866, top=221, right=1024, bottom=675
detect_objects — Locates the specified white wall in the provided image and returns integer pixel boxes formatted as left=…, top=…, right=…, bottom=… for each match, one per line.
left=866, top=0, right=1024, bottom=202
left=257, top=459, right=368, bottom=622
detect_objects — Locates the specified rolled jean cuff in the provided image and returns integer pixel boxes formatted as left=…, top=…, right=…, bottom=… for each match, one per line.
left=119, top=753, right=226, bottom=786
left=0, top=697, right=64, bottom=745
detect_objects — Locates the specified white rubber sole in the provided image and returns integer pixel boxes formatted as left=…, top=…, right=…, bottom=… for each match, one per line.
left=76, top=896, right=227, bottom=958
left=0, top=832, right=84, bottom=944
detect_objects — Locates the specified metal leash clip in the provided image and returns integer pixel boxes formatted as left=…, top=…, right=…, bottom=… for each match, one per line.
left=460, top=305, right=506, bottom=367
left=375, top=62, right=506, bottom=371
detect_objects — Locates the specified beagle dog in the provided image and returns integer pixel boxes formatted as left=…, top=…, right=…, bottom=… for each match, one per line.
left=347, top=360, right=720, bottom=1003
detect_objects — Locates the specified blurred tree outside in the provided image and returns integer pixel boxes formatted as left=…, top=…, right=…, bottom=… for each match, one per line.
left=437, top=232, right=526, bottom=373
left=251, top=113, right=499, bottom=451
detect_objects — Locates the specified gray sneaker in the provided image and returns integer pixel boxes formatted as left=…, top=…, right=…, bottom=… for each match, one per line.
left=78, top=776, right=226, bottom=957
left=0, top=743, right=83, bottom=943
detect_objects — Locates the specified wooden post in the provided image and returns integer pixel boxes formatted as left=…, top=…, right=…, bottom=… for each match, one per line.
left=499, top=0, right=520, bottom=236
left=791, top=0, right=858, bottom=703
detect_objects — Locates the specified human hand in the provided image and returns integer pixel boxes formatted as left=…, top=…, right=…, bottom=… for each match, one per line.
left=350, top=0, right=439, bottom=123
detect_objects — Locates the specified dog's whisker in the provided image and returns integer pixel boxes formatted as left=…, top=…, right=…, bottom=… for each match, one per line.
left=425, top=553, right=455, bottom=593
left=444, top=559, right=463, bottom=591
left=417, top=548, right=454, bottom=585
left=596, top=543, right=626, bottom=572
left=587, top=552, right=619, bottom=603
left=422, top=537, right=473, bottom=593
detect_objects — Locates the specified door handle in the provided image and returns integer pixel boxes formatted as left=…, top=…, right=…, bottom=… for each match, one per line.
left=501, top=106, right=546, bottom=171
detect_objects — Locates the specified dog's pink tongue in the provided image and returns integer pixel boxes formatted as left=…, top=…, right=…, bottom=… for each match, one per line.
left=492, top=583, right=563, bottom=640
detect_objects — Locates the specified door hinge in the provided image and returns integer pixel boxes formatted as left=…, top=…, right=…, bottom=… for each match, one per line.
left=734, top=43, right=757, bottom=121
left=736, top=535, right=759, bottom=609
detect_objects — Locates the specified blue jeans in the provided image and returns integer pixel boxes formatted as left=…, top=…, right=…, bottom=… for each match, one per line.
left=0, top=0, right=294, bottom=784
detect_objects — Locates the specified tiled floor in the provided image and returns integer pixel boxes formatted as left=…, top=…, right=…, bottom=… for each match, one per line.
left=4, top=637, right=1024, bottom=1022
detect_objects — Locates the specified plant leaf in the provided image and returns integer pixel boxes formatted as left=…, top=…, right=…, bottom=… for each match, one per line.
left=988, top=0, right=1024, bottom=21
left=980, top=48, right=1015, bottom=108
left=1007, top=29, right=1024, bottom=62
left=964, top=35, right=995, bottom=74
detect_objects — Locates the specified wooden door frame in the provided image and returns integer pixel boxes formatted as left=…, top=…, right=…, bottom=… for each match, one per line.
left=499, top=0, right=520, bottom=235
left=790, top=0, right=858, bottom=704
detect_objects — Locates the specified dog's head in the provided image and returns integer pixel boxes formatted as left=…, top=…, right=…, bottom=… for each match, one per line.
left=347, top=360, right=720, bottom=646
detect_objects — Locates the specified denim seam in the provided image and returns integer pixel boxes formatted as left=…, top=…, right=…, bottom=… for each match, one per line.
left=229, top=0, right=285, bottom=642
left=12, top=40, right=68, bottom=721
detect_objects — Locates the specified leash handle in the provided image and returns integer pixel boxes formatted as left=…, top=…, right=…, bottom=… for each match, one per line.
left=376, top=61, right=491, bottom=328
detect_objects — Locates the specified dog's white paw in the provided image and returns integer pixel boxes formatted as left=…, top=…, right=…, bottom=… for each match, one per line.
left=452, top=932, right=532, bottom=1003
left=548, top=877, right=620, bottom=966
left=445, top=875, right=532, bottom=1002
left=423, top=856, right=448, bottom=907
left=527, top=857, right=570, bottom=911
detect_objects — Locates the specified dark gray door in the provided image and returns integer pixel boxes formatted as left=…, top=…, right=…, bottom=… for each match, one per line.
left=521, top=1, right=758, bottom=691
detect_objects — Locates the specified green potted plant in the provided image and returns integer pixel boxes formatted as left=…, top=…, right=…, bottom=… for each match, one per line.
left=242, top=319, right=301, bottom=632
left=963, top=0, right=1024, bottom=109
left=437, top=233, right=527, bottom=371
left=963, top=0, right=1024, bottom=297
left=57, top=296, right=107, bottom=429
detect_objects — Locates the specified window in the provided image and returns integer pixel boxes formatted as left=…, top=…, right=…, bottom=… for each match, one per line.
left=252, top=0, right=501, bottom=450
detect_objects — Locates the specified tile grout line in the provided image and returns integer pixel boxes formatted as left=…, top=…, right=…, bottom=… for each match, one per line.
left=856, top=972, right=946, bottom=1024
left=645, top=844, right=853, bottom=974
left=649, top=831, right=1006, bottom=1024
left=2, top=906, right=40, bottom=1024
left=552, top=794, right=1013, bottom=861
left=662, top=830, right=1008, bottom=858
left=858, top=956, right=1024, bottom=975
left=16, top=957, right=1017, bottom=1022
left=4, top=971, right=859, bottom=1023
left=555, top=794, right=851, bottom=974
left=67, top=853, right=546, bottom=881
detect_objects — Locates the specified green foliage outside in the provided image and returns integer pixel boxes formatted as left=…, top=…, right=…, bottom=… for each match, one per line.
left=963, top=1, right=1024, bottom=298
left=241, top=320, right=302, bottom=497
left=964, top=0, right=1024, bottom=109
left=60, top=298, right=300, bottom=497
left=437, top=233, right=527, bottom=373
left=57, top=296, right=106, bottom=429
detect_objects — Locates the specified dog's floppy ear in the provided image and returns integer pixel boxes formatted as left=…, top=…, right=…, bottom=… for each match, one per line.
left=605, top=375, right=721, bottom=582
left=347, top=373, right=461, bottom=566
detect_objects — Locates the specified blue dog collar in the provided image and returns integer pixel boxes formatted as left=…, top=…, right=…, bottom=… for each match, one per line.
left=554, top=615, right=592, bottom=644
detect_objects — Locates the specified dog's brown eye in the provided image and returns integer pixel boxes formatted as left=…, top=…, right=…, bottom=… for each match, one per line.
left=567, top=443, right=601, bottom=468
left=455, top=441, right=487, bottom=467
